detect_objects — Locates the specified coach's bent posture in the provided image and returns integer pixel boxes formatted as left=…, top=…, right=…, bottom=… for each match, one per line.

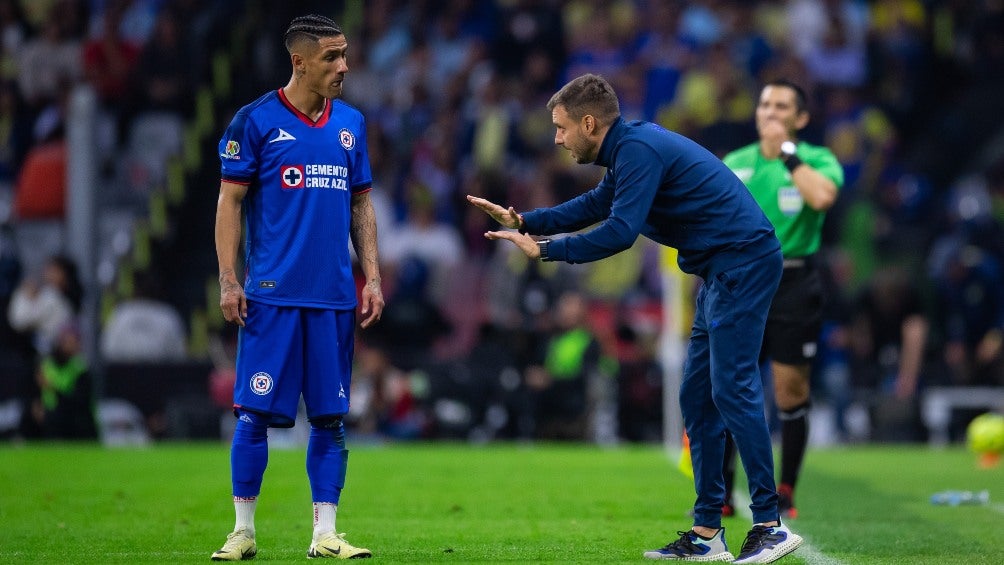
left=468, top=73, right=802, bottom=564
left=213, top=14, right=383, bottom=561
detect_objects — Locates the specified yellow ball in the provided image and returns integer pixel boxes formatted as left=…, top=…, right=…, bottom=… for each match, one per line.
left=966, top=413, right=1004, bottom=454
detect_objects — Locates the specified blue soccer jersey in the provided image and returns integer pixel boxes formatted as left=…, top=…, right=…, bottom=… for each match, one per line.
left=218, top=89, right=372, bottom=309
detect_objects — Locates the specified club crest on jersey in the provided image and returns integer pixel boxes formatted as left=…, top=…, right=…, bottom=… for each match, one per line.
left=250, top=372, right=273, bottom=395
left=224, top=140, right=240, bottom=159
left=339, top=128, right=355, bottom=150
left=281, top=165, right=305, bottom=189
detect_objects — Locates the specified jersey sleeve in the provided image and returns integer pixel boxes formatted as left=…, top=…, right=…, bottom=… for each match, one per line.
left=807, top=146, right=845, bottom=189
left=218, top=109, right=260, bottom=184
left=349, top=114, right=373, bottom=193
left=543, top=141, right=661, bottom=263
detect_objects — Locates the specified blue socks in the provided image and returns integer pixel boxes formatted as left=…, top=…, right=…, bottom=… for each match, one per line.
left=306, top=419, right=348, bottom=504
left=231, top=411, right=269, bottom=498
left=231, top=411, right=348, bottom=505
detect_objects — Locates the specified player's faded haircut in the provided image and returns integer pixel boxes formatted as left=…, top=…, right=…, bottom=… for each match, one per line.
left=766, top=78, right=808, bottom=114
left=284, top=14, right=343, bottom=53
left=547, top=74, right=620, bottom=126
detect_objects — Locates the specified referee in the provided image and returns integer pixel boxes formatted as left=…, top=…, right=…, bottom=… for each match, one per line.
left=721, top=79, right=844, bottom=518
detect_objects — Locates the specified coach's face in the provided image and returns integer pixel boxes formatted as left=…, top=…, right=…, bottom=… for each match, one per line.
left=304, top=35, right=349, bottom=99
left=553, top=105, right=598, bottom=164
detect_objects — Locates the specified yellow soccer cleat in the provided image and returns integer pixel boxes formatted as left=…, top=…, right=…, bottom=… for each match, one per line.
left=211, top=529, right=257, bottom=561
left=307, top=532, right=372, bottom=559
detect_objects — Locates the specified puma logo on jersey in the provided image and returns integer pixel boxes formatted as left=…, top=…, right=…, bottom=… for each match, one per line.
left=269, top=128, right=296, bottom=143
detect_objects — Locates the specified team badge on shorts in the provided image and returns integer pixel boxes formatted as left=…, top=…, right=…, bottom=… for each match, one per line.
left=250, top=372, right=274, bottom=395
left=339, top=128, right=355, bottom=150
left=281, top=165, right=305, bottom=189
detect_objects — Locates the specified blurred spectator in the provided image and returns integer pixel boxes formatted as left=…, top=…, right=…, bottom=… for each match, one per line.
left=934, top=243, right=1004, bottom=387
left=812, top=248, right=855, bottom=442
left=786, top=0, right=868, bottom=62
left=490, top=0, right=565, bottom=78
left=614, top=322, right=663, bottom=443
left=523, top=290, right=615, bottom=441
left=82, top=0, right=141, bottom=114
left=382, top=181, right=465, bottom=299
left=87, top=0, right=160, bottom=45
left=0, top=80, right=32, bottom=188
left=12, top=135, right=66, bottom=220
left=656, top=42, right=754, bottom=140
left=16, top=3, right=82, bottom=112
left=562, top=3, right=634, bottom=83
left=801, top=9, right=867, bottom=88
left=7, top=253, right=81, bottom=356
left=463, top=69, right=520, bottom=175
left=24, top=322, right=97, bottom=439
left=634, top=2, right=692, bottom=122
left=100, top=268, right=188, bottom=363
left=0, top=0, right=29, bottom=81
left=848, top=265, right=930, bottom=441
left=349, top=342, right=426, bottom=441
left=360, top=0, right=411, bottom=76
left=128, top=9, right=192, bottom=117
left=0, top=222, right=32, bottom=410
left=366, top=256, right=452, bottom=372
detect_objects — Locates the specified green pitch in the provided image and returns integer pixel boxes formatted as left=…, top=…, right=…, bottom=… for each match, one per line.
left=1, top=442, right=1001, bottom=563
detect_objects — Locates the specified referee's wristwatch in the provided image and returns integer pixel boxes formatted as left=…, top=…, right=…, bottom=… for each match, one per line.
left=780, top=140, right=803, bottom=172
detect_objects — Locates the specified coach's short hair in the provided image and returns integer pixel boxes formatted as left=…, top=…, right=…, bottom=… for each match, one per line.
left=284, top=14, right=343, bottom=53
left=547, top=74, right=620, bottom=127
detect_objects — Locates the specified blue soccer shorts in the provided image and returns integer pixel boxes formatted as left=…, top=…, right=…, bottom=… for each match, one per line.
left=233, top=300, right=355, bottom=427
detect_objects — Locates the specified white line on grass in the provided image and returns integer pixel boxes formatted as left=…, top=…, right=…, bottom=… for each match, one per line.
left=733, top=491, right=846, bottom=565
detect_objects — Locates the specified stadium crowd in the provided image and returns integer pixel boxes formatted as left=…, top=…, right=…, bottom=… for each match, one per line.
left=2, top=0, right=1004, bottom=445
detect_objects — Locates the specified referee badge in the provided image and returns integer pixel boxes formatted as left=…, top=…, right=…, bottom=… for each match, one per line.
left=339, top=128, right=355, bottom=150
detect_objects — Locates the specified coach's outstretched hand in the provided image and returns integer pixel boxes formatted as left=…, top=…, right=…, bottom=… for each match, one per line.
left=466, top=194, right=523, bottom=230
left=467, top=195, right=541, bottom=259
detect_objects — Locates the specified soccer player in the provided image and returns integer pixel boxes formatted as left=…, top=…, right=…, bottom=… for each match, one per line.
left=720, top=79, right=843, bottom=519
left=468, top=73, right=803, bottom=563
left=211, top=14, right=383, bottom=561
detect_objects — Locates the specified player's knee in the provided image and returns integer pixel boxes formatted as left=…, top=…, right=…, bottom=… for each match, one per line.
left=773, top=368, right=810, bottom=405
left=778, top=400, right=811, bottom=421
left=234, top=409, right=269, bottom=432
left=309, top=415, right=344, bottom=429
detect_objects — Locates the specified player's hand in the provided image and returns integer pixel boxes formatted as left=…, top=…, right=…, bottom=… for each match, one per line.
left=484, top=230, right=541, bottom=259
left=220, top=277, right=247, bottom=327
left=359, top=278, right=384, bottom=329
left=467, top=194, right=523, bottom=230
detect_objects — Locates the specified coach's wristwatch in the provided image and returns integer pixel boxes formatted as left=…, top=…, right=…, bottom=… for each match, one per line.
left=780, top=140, right=803, bottom=172
left=536, top=239, right=550, bottom=261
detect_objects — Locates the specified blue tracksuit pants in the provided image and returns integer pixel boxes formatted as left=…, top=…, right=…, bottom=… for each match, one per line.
left=681, top=249, right=783, bottom=528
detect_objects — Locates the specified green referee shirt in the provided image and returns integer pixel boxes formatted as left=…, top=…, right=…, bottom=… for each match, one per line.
left=723, top=141, right=843, bottom=257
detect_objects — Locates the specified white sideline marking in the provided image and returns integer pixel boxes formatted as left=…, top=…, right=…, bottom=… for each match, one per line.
left=734, top=491, right=846, bottom=565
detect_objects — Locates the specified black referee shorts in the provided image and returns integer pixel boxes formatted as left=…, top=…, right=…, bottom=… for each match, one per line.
left=762, top=257, right=823, bottom=365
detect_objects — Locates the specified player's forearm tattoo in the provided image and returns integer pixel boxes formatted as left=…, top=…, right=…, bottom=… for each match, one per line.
left=350, top=194, right=381, bottom=282
left=219, top=269, right=241, bottom=291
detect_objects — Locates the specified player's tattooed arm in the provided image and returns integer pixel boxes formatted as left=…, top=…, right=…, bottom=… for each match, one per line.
left=216, top=181, right=248, bottom=326
left=350, top=191, right=384, bottom=328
